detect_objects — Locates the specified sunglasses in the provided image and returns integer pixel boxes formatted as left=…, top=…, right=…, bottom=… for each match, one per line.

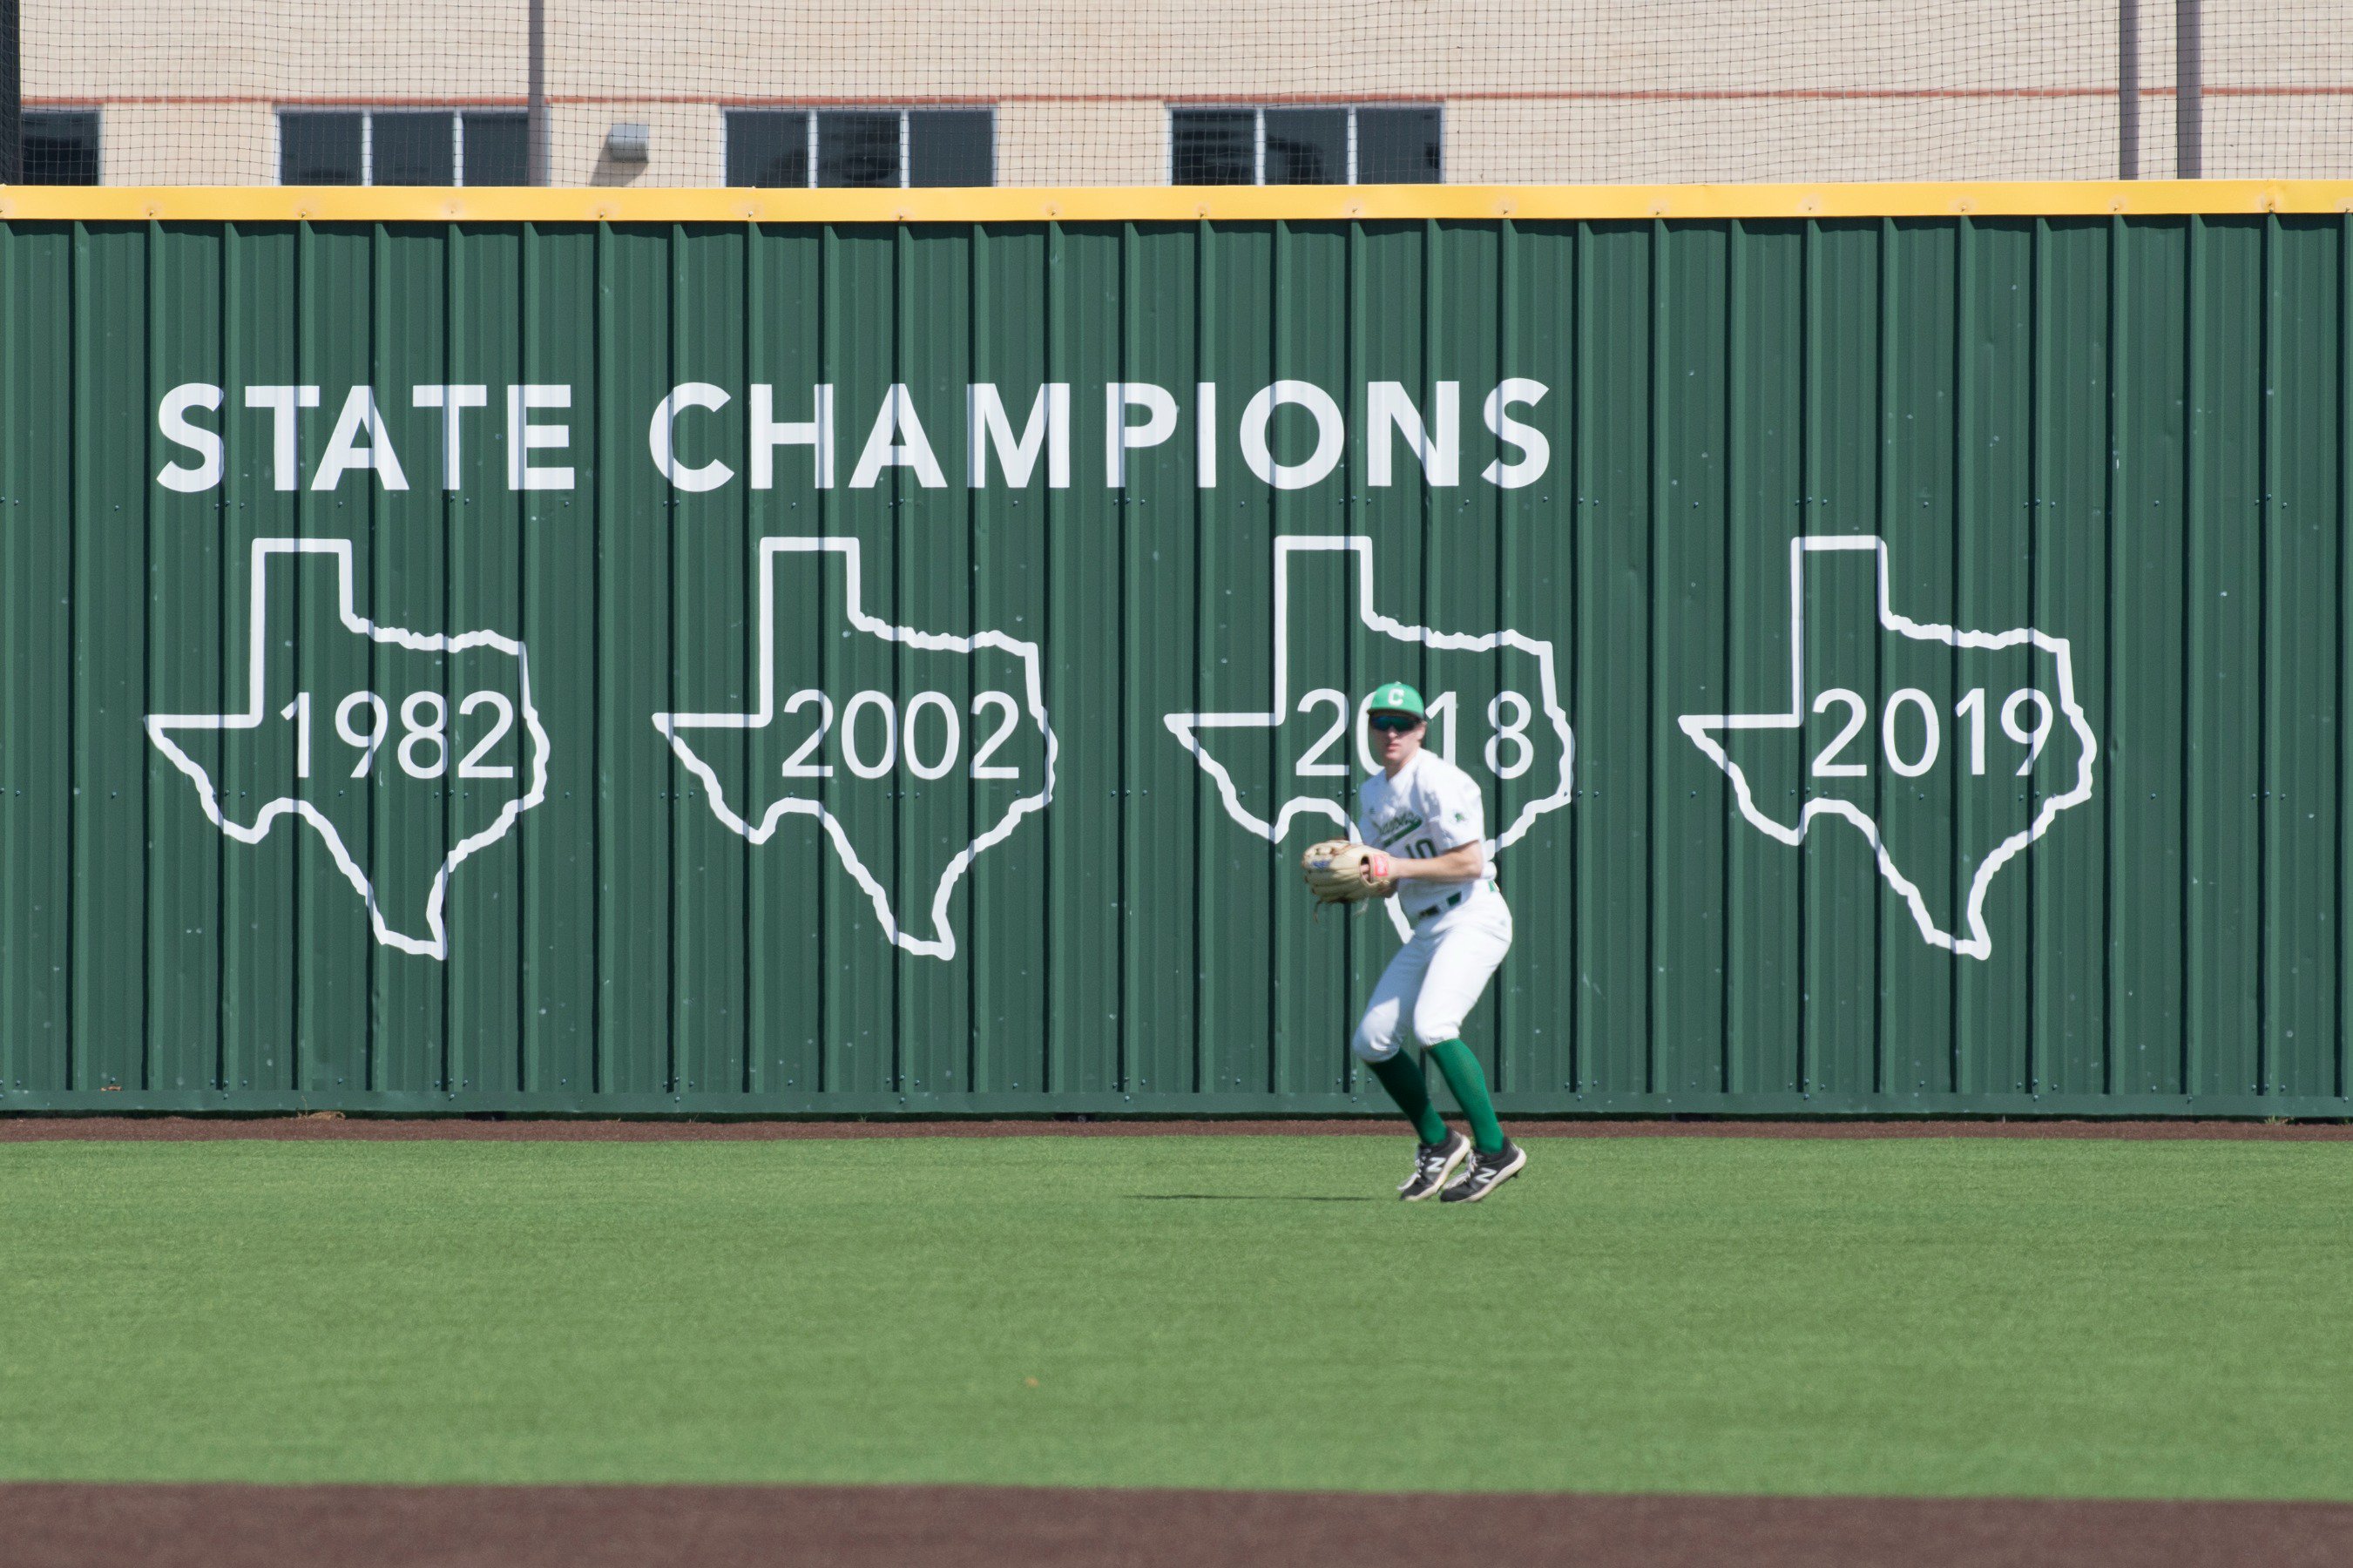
left=1369, top=713, right=1421, bottom=733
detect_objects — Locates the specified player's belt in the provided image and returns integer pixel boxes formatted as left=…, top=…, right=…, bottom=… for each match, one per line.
left=1410, top=881, right=1499, bottom=923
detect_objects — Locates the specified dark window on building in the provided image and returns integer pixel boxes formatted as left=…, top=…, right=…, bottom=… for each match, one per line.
left=24, top=111, right=101, bottom=185
left=279, top=110, right=531, bottom=185
left=281, top=112, right=364, bottom=184
left=462, top=113, right=531, bottom=186
left=371, top=112, right=454, bottom=186
left=1354, top=107, right=1442, bottom=185
left=1172, top=105, right=1440, bottom=185
left=727, top=109, right=994, bottom=187
left=725, top=112, right=809, bottom=187
left=816, top=111, right=899, bottom=188
left=908, top=110, right=992, bottom=187
left=1170, top=111, right=1254, bottom=185
left=1261, top=109, right=1347, bottom=186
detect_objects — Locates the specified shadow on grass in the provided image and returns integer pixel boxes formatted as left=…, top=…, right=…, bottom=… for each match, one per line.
left=1128, top=1194, right=1377, bottom=1203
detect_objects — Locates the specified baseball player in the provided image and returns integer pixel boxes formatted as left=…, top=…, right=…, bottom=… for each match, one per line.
left=1302, top=681, right=1526, bottom=1203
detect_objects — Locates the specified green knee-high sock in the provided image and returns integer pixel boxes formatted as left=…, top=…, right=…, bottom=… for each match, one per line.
left=1367, top=1053, right=1449, bottom=1146
left=1427, top=1040, right=1505, bottom=1153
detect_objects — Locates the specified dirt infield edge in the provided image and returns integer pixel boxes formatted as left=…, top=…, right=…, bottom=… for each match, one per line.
left=7, top=1483, right=2350, bottom=1568
left=2, top=1112, right=2350, bottom=1141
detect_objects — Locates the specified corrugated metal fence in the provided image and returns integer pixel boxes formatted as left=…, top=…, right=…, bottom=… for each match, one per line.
left=3, top=201, right=2348, bottom=1115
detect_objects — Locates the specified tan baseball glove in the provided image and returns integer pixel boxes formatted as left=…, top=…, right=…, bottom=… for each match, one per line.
left=1301, top=839, right=1396, bottom=905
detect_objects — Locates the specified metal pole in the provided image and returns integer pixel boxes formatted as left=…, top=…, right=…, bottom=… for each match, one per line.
left=2118, top=0, right=2140, bottom=179
left=2175, top=0, right=2201, bottom=179
left=526, top=0, right=547, bottom=186
left=1, top=0, right=23, bottom=185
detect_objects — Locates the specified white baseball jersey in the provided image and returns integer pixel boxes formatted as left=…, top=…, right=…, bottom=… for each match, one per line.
left=1356, top=749, right=1497, bottom=921
left=1351, top=748, right=1513, bottom=1063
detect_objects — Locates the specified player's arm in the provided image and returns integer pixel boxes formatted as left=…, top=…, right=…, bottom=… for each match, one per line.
left=1386, top=843, right=1486, bottom=882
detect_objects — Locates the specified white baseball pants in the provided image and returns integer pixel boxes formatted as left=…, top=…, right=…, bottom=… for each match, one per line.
left=1350, top=889, right=1515, bottom=1061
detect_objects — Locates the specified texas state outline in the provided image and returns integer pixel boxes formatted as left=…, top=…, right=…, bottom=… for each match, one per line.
left=1677, top=533, right=2099, bottom=962
left=652, top=536, right=1057, bottom=963
left=145, top=537, right=553, bottom=962
left=1165, top=534, right=1576, bottom=936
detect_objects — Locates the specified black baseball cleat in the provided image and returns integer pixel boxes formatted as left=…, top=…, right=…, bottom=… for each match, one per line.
left=1441, top=1139, right=1528, bottom=1203
left=1398, top=1130, right=1472, bottom=1201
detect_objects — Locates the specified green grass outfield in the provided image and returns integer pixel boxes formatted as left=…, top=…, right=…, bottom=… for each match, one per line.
left=2, top=1134, right=2348, bottom=1498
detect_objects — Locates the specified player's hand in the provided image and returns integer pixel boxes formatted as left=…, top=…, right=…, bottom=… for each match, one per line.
left=1301, top=840, right=1396, bottom=904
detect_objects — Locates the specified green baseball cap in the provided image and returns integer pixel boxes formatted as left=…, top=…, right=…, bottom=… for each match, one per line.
left=1365, top=680, right=1426, bottom=720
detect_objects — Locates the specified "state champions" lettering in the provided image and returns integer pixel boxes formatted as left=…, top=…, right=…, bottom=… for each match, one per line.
left=152, top=379, right=1551, bottom=496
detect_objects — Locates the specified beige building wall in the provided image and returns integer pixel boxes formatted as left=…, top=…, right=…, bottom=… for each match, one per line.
left=22, top=0, right=2353, bottom=186
left=995, top=105, right=1166, bottom=187
left=2202, top=98, right=2353, bottom=180
left=549, top=105, right=726, bottom=188
left=1448, top=100, right=2135, bottom=185
left=98, top=105, right=279, bottom=186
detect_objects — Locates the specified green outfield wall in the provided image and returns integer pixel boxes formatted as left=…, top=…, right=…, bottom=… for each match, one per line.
left=3, top=195, right=2350, bottom=1116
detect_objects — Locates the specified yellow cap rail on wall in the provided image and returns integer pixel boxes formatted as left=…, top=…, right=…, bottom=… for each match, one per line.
left=3, top=179, right=2352, bottom=224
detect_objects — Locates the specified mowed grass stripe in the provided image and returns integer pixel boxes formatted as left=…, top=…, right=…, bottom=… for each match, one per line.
left=0, top=1137, right=2346, bottom=1497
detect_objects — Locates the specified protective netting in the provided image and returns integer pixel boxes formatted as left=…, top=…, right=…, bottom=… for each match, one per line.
left=13, top=1, right=2353, bottom=188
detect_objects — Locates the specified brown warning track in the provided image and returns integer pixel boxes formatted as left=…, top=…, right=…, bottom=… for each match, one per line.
left=2, top=1113, right=2350, bottom=1142
left=5, top=1484, right=2350, bottom=1568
